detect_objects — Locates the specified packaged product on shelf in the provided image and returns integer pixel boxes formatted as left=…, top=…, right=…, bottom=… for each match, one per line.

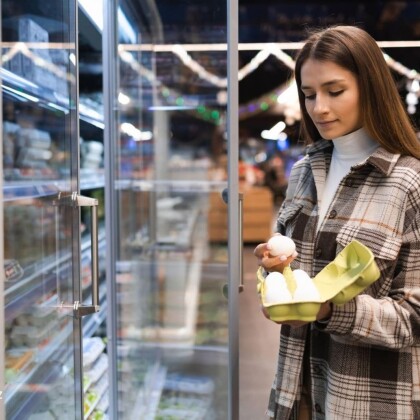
left=9, top=318, right=55, bottom=348
left=18, top=16, right=56, bottom=91
left=17, top=16, right=49, bottom=43
left=85, top=353, right=109, bottom=390
left=80, top=140, right=104, bottom=170
left=16, top=147, right=53, bottom=168
left=15, top=127, right=53, bottom=170
left=17, top=127, right=52, bottom=150
left=50, top=50, right=70, bottom=97
left=4, top=202, right=57, bottom=264
left=5, top=348, right=33, bottom=381
left=4, top=259, right=24, bottom=282
left=96, top=392, right=109, bottom=412
left=163, top=373, right=215, bottom=395
left=83, top=337, right=106, bottom=369
left=156, top=392, right=213, bottom=420
left=49, top=49, right=68, bottom=65
left=89, top=371, right=108, bottom=402
left=15, top=304, right=56, bottom=328
left=3, top=121, right=19, bottom=169
left=85, top=369, right=109, bottom=418
left=90, top=391, right=109, bottom=418
left=6, top=16, right=55, bottom=89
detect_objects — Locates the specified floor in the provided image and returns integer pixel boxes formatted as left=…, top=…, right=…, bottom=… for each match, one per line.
left=239, top=245, right=280, bottom=420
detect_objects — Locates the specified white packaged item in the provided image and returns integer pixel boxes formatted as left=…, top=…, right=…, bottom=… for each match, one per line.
left=83, top=337, right=106, bottom=368
left=17, top=128, right=52, bottom=149
left=164, top=373, right=215, bottom=394
left=85, top=353, right=108, bottom=386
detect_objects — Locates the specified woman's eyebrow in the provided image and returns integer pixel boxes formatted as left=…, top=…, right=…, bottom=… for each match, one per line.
left=301, top=79, right=346, bottom=90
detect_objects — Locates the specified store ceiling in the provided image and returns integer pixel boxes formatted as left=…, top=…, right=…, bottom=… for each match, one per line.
left=78, top=1, right=420, bottom=132
left=153, top=0, right=420, bottom=124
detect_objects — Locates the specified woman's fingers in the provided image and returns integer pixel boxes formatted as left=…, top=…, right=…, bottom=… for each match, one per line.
left=253, top=243, right=268, bottom=258
left=260, top=251, right=298, bottom=271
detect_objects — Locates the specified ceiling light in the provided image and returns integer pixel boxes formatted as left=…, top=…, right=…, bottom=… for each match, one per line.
left=261, top=121, right=286, bottom=140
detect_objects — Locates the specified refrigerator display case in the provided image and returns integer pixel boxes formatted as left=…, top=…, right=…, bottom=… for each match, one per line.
left=1, top=0, right=239, bottom=418
left=1, top=1, right=105, bottom=419
left=103, top=0, right=238, bottom=418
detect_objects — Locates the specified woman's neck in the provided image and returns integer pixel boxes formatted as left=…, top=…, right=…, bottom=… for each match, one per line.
left=332, top=127, right=378, bottom=160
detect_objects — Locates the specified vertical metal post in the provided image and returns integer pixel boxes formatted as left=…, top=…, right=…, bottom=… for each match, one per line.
left=103, top=0, right=119, bottom=418
left=72, top=2, right=83, bottom=418
left=227, top=0, right=239, bottom=418
left=0, top=3, right=5, bottom=418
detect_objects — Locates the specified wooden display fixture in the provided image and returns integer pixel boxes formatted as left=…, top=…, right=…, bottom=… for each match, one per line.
left=208, top=183, right=274, bottom=243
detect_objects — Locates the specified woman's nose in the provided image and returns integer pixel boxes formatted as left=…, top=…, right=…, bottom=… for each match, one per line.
left=313, top=95, right=329, bottom=114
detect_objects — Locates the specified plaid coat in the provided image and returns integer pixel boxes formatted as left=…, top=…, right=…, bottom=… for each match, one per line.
left=267, top=140, right=420, bottom=420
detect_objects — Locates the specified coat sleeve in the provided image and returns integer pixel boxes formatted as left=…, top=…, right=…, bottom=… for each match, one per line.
left=318, top=206, right=420, bottom=349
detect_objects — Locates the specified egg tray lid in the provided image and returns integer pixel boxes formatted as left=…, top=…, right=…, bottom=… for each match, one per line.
left=257, top=240, right=380, bottom=322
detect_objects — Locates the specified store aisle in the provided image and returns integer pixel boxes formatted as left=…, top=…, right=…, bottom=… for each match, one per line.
left=239, top=245, right=280, bottom=420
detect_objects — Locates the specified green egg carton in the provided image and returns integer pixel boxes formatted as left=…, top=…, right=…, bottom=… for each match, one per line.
left=257, top=240, right=380, bottom=322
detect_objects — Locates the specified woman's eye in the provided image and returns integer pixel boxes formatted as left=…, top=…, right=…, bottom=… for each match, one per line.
left=330, top=90, right=344, bottom=97
left=304, top=94, right=316, bottom=100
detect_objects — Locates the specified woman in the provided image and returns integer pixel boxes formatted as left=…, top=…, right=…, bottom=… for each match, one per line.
left=254, top=25, right=420, bottom=419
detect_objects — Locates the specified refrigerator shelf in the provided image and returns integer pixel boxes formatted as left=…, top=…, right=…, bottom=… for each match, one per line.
left=116, top=179, right=227, bottom=194
left=5, top=232, right=106, bottom=324
left=84, top=353, right=109, bottom=394
left=1, top=67, right=104, bottom=128
left=120, top=238, right=205, bottom=345
left=5, top=276, right=107, bottom=404
left=84, top=368, right=108, bottom=419
left=5, top=321, right=73, bottom=404
left=134, top=365, right=167, bottom=420
left=87, top=391, right=109, bottom=420
left=3, top=179, right=63, bottom=201
left=3, top=174, right=105, bottom=201
left=5, top=361, right=63, bottom=420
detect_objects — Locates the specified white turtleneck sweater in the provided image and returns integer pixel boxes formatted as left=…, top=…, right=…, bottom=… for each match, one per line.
left=317, top=127, right=379, bottom=231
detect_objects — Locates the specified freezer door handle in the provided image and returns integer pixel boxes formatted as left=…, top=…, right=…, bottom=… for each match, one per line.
left=222, top=188, right=244, bottom=295
left=238, top=192, right=244, bottom=292
left=53, top=192, right=100, bottom=317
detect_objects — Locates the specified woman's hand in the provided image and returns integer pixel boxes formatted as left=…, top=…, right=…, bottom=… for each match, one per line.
left=316, top=301, right=333, bottom=322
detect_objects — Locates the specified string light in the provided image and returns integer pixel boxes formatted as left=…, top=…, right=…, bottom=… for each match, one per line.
left=3, top=41, right=418, bottom=125
left=383, top=54, right=420, bottom=81
left=406, top=79, right=419, bottom=114
left=168, top=45, right=420, bottom=119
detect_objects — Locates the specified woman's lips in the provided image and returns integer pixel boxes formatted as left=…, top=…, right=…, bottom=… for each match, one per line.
left=316, top=120, right=337, bottom=129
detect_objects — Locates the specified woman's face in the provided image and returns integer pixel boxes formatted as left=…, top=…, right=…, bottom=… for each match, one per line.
left=300, top=58, right=362, bottom=139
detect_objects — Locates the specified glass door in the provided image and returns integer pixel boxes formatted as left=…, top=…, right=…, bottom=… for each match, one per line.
left=104, top=0, right=239, bottom=418
left=1, top=1, right=97, bottom=418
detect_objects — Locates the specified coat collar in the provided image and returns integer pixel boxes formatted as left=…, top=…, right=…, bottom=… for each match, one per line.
left=305, top=139, right=400, bottom=176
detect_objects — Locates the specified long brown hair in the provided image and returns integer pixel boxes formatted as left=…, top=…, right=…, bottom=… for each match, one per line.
left=294, top=25, right=420, bottom=158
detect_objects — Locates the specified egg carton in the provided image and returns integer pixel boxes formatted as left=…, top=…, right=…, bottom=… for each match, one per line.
left=257, top=240, right=380, bottom=322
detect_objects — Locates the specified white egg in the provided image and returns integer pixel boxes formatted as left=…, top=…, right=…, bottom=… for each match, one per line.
left=267, top=235, right=296, bottom=257
left=293, top=269, right=321, bottom=301
left=264, top=272, right=293, bottom=303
